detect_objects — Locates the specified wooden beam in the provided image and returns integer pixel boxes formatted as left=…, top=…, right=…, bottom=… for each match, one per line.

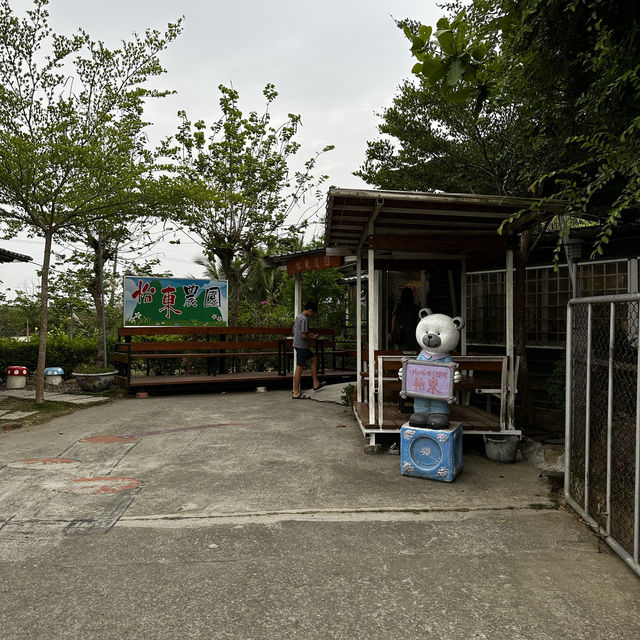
left=370, top=234, right=507, bottom=252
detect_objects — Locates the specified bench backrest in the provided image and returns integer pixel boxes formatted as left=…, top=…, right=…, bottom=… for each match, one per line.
left=118, top=326, right=335, bottom=340
left=114, top=339, right=282, bottom=353
left=452, top=355, right=507, bottom=372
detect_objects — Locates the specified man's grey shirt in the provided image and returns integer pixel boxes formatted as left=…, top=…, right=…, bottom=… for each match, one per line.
left=293, top=312, right=309, bottom=348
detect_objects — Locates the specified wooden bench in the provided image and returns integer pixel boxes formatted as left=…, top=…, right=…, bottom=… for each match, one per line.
left=113, top=326, right=346, bottom=388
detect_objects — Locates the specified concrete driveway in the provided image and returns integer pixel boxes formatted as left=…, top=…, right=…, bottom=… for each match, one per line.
left=0, top=390, right=638, bottom=639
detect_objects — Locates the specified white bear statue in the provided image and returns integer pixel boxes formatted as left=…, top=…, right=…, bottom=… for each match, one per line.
left=403, top=308, right=464, bottom=427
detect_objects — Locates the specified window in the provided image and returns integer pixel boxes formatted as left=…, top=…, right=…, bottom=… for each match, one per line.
left=466, top=271, right=505, bottom=344
left=579, top=261, right=627, bottom=297
left=526, top=266, right=571, bottom=346
left=466, top=260, right=630, bottom=346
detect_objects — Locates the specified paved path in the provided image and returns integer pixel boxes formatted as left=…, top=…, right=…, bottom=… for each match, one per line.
left=0, top=390, right=638, bottom=639
left=1, top=388, right=109, bottom=404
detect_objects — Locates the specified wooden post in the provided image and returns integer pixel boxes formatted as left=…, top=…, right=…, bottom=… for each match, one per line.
left=420, top=270, right=428, bottom=308
left=460, top=256, right=467, bottom=356
left=293, top=272, right=302, bottom=393
left=368, top=243, right=377, bottom=426
left=356, top=249, right=362, bottom=402
left=506, top=248, right=515, bottom=430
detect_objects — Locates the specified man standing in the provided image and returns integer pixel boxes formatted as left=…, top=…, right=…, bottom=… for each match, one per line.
left=292, top=301, right=324, bottom=399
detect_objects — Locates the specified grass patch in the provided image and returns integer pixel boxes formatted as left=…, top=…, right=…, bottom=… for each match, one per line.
left=0, top=388, right=123, bottom=428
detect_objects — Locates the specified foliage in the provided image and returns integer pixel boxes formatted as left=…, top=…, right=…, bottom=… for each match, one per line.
left=49, top=238, right=166, bottom=362
left=163, top=83, right=333, bottom=325
left=403, top=0, right=640, bottom=258
left=515, top=0, right=640, bottom=258
left=0, top=0, right=181, bottom=401
left=341, top=383, right=356, bottom=406
left=401, top=8, right=501, bottom=114
left=354, top=76, right=556, bottom=197
left=0, top=334, right=104, bottom=377
left=72, top=362, right=117, bottom=374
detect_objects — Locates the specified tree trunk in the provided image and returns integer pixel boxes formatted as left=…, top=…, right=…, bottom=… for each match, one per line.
left=228, top=268, right=241, bottom=327
left=91, top=264, right=107, bottom=365
left=218, top=252, right=240, bottom=327
left=86, top=247, right=106, bottom=364
left=513, top=230, right=535, bottom=427
left=35, top=231, right=54, bottom=404
left=96, top=240, right=107, bottom=366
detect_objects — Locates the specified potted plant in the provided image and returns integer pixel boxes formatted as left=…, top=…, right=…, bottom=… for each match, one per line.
left=71, top=363, right=118, bottom=392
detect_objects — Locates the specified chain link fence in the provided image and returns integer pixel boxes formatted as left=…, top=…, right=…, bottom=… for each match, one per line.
left=566, top=294, right=640, bottom=577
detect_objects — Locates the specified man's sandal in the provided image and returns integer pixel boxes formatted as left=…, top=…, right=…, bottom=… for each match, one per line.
left=292, top=393, right=309, bottom=400
left=313, top=381, right=326, bottom=391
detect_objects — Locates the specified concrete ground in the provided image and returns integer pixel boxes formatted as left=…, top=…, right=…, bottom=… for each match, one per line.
left=0, top=389, right=638, bottom=639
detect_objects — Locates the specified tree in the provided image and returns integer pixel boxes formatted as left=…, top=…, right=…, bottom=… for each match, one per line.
left=503, top=0, right=640, bottom=256
left=355, top=76, right=561, bottom=198
left=405, top=0, right=640, bottom=255
left=59, top=218, right=170, bottom=363
left=49, top=229, right=165, bottom=359
left=164, top=83, right=333, bottom=326
left=0, top=0, right=181, bottom=401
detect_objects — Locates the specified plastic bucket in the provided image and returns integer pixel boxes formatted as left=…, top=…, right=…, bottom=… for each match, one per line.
left=484, top=435, right=518, bottom=463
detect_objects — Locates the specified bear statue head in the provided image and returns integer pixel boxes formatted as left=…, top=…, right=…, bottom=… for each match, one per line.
left=415, top=308, right=465, bottom=355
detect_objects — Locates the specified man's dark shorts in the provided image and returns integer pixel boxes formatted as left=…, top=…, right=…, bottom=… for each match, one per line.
left=295, top=347, right=315, bottom=368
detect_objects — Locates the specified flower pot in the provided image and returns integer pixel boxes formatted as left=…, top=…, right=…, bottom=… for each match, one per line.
left=484, top=434, right=519, bottom=463
left=72, top=371, right=117, bottom=392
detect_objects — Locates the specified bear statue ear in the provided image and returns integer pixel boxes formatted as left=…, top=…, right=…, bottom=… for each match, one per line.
left=452, top=316, right=465, bottom=330
left=418, top=308, right=433, bottom=319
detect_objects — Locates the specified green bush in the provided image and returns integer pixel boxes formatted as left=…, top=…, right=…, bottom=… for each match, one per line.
left=0, top=334, right=114, bottom=379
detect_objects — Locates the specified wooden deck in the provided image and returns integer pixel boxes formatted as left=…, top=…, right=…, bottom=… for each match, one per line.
left=353, top=401, right=502, bottom=432
left=115, top=368, right=356, bottom=391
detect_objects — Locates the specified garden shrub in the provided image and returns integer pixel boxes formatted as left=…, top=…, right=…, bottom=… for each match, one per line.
left=0, top=334, right=114, bottom=380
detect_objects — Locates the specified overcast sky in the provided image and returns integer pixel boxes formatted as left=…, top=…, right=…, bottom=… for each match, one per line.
left=1, top=0, right=441, bottom=294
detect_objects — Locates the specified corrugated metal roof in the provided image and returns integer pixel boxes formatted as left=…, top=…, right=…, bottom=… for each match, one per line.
left=325, top=188, right=566, bottom=260
left=0, top=247, right=32, bottom=263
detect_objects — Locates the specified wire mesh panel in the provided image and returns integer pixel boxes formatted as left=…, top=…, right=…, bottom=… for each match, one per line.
left=568, top=304, right=588, bottom=506
left=587, top=302, right=610, bottom=524
left=567, top=294, right=639, bottom=577
left=610, top=301, right=639, bottom=554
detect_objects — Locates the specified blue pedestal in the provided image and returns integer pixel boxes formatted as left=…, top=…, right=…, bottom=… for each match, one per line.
left=400, top=422, right=463, bottom=482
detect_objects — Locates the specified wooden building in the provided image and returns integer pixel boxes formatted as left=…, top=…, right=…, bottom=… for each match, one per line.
left=281, top=188, right=567, bottom=445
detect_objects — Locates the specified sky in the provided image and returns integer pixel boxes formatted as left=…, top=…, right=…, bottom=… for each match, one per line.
left=0, top=0, right=441, bottom=295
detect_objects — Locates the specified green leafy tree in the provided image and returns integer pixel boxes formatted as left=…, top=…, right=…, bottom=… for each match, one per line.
left=503, top=0, right=640, bottom=257
left=59, top=220, right=169, bottom=363
left=0, top=284, right=40, bottom=338
left=0, top=0, right=181, bottom=401
left=48, top=236, right=164, bottom=358
left=405, top=0, right=640, bottom=256
left=164, top=83, right=333, bottom=326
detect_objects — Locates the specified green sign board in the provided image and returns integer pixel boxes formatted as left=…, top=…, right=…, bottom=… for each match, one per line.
left=123, top=276, right=228, bottom=327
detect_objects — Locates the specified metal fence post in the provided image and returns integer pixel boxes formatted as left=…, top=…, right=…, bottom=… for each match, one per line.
left=565, top=302, right=573, bottom=500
